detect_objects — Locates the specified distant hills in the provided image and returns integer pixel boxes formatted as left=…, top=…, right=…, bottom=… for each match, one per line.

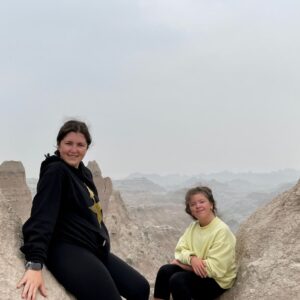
left=113, top=169, right=299, bottom=232
left=26, top=168, right=300, bottom=233
left=126, top=169, right=300, bottom=190
left=113, top=177, right=166, bottom=193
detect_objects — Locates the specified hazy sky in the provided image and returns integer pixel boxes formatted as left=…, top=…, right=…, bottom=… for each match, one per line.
left=1, top=0, right=300, bottom=178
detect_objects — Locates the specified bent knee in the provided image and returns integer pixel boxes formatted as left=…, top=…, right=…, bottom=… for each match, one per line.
left=169, top=272, right=186, bottom=289
left=157, top=264, right=177, bottom=276
left=127, top=278, right=150, bottom=300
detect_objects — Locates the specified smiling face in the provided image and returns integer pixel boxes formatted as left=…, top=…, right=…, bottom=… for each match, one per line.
left=57, top=131, right=88, bottom=168
left=189, top=193, right=215, bottom=223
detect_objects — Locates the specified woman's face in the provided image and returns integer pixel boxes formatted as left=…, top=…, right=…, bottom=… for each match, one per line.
left=189, top=193, right=214, bottom=221
left=57, top=131, right=88, bottom=168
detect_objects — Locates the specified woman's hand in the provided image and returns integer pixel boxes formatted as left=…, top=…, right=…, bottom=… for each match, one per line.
left=171, top=259, right=193, bottom=272
left=17, top=270, right=47, bottom=300
left=190, top=256, right=207, bottom=278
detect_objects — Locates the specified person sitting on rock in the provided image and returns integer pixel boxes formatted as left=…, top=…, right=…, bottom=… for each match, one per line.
left=17, top=119, right=150, bottom=300
left=153, top=186, right=236, bottom=300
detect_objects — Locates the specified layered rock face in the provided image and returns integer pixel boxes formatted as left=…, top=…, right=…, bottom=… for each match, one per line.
left=2, top=158, right=299, bottom=299
left=87, top=160, right=112, bottom=214
left=220, top=180, right=300, bottom=300
left=0, top=191, right=24, bottom=299
left=0, top=161, right=74, bottom=300
left=0, top=159, right=113, bottom=300
left=87, top=162, right=180, bottom=284
left=0, top=191, right=75, bottom=300
left=0, top=161, right=32, bottom=222
left=87, top=161, right=168, bottom=279
left=103, top=191, right=177, bottom=283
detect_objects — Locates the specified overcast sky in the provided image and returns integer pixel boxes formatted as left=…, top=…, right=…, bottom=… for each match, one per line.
left=1, top=0, right=299, bottom=179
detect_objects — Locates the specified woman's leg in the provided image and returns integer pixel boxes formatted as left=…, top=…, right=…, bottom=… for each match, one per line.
left=103, top=252, right=150, bottom=300
left=154, top=264, right=184, bottom=300
left=46, top=242, right=122, bottom=300
left=170, top=271, right=226, bottom=300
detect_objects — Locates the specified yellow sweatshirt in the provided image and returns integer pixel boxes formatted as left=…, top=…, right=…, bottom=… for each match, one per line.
left=174, top=216, right=236, bottom=289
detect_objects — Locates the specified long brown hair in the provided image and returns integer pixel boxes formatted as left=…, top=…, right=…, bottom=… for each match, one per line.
left=55, top=120, right=92, bottom=156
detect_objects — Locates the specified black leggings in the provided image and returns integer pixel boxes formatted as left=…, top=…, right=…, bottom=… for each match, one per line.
left=46, top=242, right=150, bottom=300
left=154, top=264, right=225, bottom=300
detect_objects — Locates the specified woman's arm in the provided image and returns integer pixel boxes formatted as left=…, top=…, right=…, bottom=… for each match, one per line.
left=204, top=228, right=236, bottom=279
left=190, top=256, right=207, bottom=278
left=17, top=270, right=47, bottom=300
left=18, top=161, right=65, bottom=299
left=174, top=223, right=208, bottom=277
left=174, top=224, right=196, bottom=264
left=172, top=255, right=207, bottom=277
left=170, top=259, right=193, bottom=272
left=20, top=162, right=64, bottom=263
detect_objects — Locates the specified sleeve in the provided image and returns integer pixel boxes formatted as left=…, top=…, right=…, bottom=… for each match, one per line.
left=20, top=163, right=65, bottom=264
left=174, top=224, right=196, bottom=265
left=204, top=228, right=236, bottom=279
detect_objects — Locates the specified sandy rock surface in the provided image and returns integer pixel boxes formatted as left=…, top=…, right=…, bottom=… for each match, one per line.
left=219, top=181, right=300, bottom=300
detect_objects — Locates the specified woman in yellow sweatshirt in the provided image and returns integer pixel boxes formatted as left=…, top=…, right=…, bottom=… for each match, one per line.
left=153, top=186, right=236, bottom=300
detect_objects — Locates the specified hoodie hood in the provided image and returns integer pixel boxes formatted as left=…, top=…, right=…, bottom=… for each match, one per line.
left=39, top=154, right=97, bottom=195
left=39, top=154, right=63, bottom=177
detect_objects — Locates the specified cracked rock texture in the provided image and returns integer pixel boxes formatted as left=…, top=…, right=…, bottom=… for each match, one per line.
left=1, top=159, right=299, bottom=300
left=0, top=161, right=32, bottom=222
left=219, top=180, right=300, bottom=300
left=0, top=161, right=74, bottom=300
left=87, top=160, right=112, bottom=214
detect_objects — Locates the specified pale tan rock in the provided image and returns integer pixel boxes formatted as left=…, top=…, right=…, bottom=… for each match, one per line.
left=0, top=160, right=74, bottom=299
left=5, top=158, right=299, bottom=300
left=219, top=180, right=300, bottom=300
left=104, top=191, right=179, bottom=285
left=0, top=191, right=75, bottom=300
left=0, top=161, right=32, bottom=222
left=78, top=161, right=180, bottom=286
left=87, top=160, right=113, bottom=214
left=104, top=190, right=131, bottom=229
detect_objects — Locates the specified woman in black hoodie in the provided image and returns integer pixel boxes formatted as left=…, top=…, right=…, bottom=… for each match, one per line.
left=17, top=120, right=150, bottom=300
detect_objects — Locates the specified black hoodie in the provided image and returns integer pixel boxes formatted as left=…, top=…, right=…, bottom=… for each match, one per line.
left=20, top=155, right=110, bottom=264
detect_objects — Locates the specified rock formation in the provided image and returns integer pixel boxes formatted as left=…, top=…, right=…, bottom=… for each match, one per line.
left=0, top=190, right=75, bottom=300
left=103, top=190, right=180, bottom=285
left=219, top=180, right=300, bottom=300
left=0, top=161, right=74, bottom=300
left=2, top=158, right=299, bottom=299
left=113, top=177, right=166, bottom=193
left=0, top=161, right=32, bottom=222
left=88, top=163, right=173, bottom=284
left=87, top=161, right=170, bottom=281
left=87, top=160, right=112, bottom=214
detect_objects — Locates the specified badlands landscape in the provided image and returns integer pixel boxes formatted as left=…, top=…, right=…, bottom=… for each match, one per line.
left=0, top=160, right=299, bottom=299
